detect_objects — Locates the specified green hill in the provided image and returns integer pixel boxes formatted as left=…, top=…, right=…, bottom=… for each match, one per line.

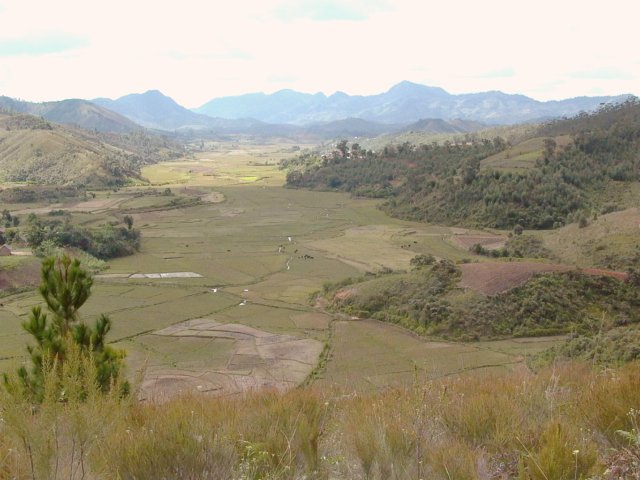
left=0, top=113, right=182, bottom=187
left=542, top=206, right=640, bottom=270
left=285, top=99, right=640, bottom=229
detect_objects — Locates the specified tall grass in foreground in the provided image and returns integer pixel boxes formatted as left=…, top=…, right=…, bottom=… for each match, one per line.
left=1, top=362, right=639, bottom=479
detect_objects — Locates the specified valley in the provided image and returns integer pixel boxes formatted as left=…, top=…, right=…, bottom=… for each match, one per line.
left=0, top=143, right=568, bottom=399
left=1, top=103, right=639, bottom=479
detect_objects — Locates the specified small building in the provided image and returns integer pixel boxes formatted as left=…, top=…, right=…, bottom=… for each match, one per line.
left=0, top=245, right=11, bottom=256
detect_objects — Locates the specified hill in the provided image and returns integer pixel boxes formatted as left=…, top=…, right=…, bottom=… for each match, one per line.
left=402, top=118, right=486, bottom=134
left=304, top=117, right=399, bottom=137
left=94, top=90, right=322, bottom=137
left=542, top=206, right=640, bottom=271
left=285, top=99, right=640, bottom=229
left=195, top=80, right=631, bottom=125
left=0, top=96, right=139, bottom=133
left=323, top=262, right=638, bottom=340
left=0, top=113, right=181, bottom=187
left=93, top=90, right=219, bottom=131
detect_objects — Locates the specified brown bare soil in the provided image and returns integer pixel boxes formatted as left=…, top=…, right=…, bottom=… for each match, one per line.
left=139, top=319, right=324, bottom=402
left=459, top=262, right=629, bottom=295
left=0, top=259, right=40, bottom=291
left=580, top=268, right=629, bottom=281
left=458, top=262, right=572, bottom=295
left=333, top=287, right=357, bottom=302
left=200, top=191, right=225, bottom=203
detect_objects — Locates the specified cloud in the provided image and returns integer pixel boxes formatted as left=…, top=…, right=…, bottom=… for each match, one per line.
left=0, top=0, right=638, bottom=105
left=267, top=74, right=300, bottom=84
left=570, top=68, right=634, bottom=80
left=0, top=33, right=88, bottom=56
left=474, top=68, right=516, bottom=79
left=273, top=0, right=392, bottom=21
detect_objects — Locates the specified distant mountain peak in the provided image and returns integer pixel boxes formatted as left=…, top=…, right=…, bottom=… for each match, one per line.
left=93, top=90, right=211, bottom=130
left=387, top=81, right=449, bottom=97
left=194, top=81, right=630, bottom=125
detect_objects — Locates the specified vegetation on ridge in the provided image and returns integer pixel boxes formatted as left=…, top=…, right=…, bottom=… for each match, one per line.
left=321, top=262, right=640, bottom=344
left=284, top=99, right=640, bottom=229
left=0, top=112, right=183, bottom=187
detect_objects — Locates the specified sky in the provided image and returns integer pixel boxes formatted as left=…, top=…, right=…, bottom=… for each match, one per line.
left=0, top=0, right=638, bottom=108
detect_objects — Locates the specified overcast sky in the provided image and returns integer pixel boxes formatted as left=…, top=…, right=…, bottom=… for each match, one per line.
left=0, top=0, right=637, bottom=108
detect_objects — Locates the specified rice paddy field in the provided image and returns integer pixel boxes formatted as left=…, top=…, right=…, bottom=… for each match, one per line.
left=0, top=143, right=563, bottom=397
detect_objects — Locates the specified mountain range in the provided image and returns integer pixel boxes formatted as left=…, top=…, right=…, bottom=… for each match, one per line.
left=90, top=90, right=488, bottom=137
left=195, top=81, right=631, bottom=125
left=0, top=82, right=632, bottom=138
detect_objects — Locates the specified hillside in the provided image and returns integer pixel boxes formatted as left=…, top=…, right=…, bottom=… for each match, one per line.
left=0, top=96, right=140, bottom=133
left=0, top=113, right=180, bottom=187
left=93, top=90, right=218, bottom=131
left=285, top=99, right=640, bottom=229
left=304, top=117, right=399, bottom=137
left=322, top=262, right=638, bottom=341
left=94, top=90, right=325, bottom=137
left=542, top=206, right=640, bottom=271
left=196, top=80, right=631, bottom=125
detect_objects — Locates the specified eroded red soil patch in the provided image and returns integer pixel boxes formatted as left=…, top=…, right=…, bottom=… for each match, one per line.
left=459, top=262, right=629, bottom=295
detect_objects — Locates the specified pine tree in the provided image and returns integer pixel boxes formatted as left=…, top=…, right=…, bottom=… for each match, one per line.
left=13, top=254, right=127, bottom=401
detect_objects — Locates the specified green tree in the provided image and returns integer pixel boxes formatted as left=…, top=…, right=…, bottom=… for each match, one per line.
left=14, top=255, right=127, bottom=401
left=123, top=215, right=134, bottom=230
left=336, top=139, right=349, bottom=158
left=543, top=137, right=557, bottom=162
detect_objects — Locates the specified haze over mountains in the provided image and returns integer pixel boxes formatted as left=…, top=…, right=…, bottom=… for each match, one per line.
left=195, top=81, right=631, bottom=125
left=0, top=96, right=139, bottom=134
left=1, top=81, right=632, bottom=138
left=93, top=90, right=218, bottom=131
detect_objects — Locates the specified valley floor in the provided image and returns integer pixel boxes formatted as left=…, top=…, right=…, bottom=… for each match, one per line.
left=0, top=143, right=565, bottom=398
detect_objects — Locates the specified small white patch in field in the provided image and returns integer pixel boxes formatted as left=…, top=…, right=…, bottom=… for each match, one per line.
left=288, top=236, right=292, bottom=242
left=211, top=288, right=218, bottom=293
left=239, top=300, right=247, bottom=306
left=117, top=272, right=203, bottom=279
left=9, top=251, right=33, bottom=256
left=243, top=288, right=249, bottom=292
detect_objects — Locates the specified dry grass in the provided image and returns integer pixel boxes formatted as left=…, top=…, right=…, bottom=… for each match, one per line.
left=542, top=207, right=640, bottom=270
left=2, top=361, right=638, bottom=478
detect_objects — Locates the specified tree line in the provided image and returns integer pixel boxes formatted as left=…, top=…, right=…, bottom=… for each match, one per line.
left=284, top=99, right=640, bottom=229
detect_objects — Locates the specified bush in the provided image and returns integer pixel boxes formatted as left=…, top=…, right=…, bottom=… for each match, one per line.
left=409, top=253, right=435, bottom=268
